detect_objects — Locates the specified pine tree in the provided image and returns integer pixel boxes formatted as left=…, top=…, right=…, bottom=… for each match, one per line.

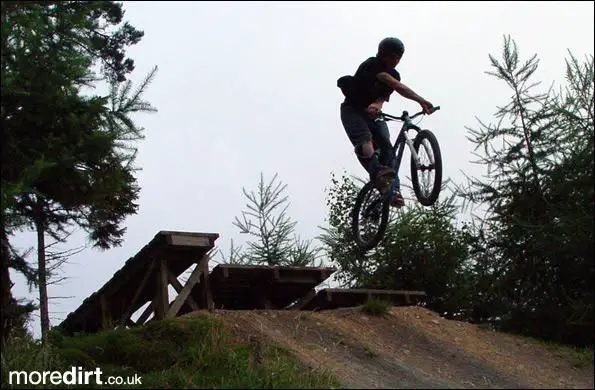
left=458, top=35, right=593, bottom=345
left=1, top=1, right=156, bottom=344
left=232, top=172, right=322, bottom=267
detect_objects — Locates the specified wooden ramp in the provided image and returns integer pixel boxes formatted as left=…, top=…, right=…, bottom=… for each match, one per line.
left=209, top=264, right=336, bottom=309
left=59, top=231, right=219, bottom=335
left=58, top=229, right=430, bottom=335
left=292, top=288, right=427, bottom=311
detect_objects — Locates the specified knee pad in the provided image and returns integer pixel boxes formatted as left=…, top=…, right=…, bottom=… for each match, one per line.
left=354, top=143, right=367, bottom=158
left=354, top=142, right=375, bottom=158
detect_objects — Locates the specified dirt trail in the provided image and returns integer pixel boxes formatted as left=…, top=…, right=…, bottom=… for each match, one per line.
left=182, top=306, right=594, bottom=389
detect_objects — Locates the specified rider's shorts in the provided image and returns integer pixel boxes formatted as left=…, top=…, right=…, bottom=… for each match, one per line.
left=340, top=102, right=391, bottom=150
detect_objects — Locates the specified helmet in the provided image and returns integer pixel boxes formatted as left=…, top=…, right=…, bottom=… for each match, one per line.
left=378, top=37, right=405, bottom=57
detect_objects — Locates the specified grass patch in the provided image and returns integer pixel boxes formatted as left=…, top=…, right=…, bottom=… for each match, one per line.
left=495, top=331, right=595, bottom=369
left=539, top=341, right=594, bottom=369
left=360, top=297, right=391, bottom=317
left=1, top=315, right=340, bottom=389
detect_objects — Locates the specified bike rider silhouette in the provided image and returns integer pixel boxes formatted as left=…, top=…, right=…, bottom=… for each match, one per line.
left=337, top=37, right=435, bottom=207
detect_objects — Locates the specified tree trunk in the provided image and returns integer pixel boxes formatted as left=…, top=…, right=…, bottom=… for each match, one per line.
left=35, top=220, right=50, bottom=345
left=1, top=227, right=14, bottom=347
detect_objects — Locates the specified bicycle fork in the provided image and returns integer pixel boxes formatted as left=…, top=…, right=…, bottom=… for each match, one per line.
left=406, top=137, right=423, bottom=168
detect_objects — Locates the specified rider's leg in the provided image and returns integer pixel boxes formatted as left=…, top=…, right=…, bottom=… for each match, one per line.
left=371, top=118, right=405, bottom=207
left=340, top=104, right=395, bottom=184
left=354, top=141, right=381, bottom=174
left=371, top=119, right=400, bottom=188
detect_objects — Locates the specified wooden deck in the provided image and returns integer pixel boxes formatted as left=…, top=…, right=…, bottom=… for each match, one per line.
left=209, top=264, right=336, bottom=309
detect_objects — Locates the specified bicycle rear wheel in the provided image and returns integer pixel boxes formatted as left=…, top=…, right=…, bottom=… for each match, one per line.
left=411, top=129, right=442, bottom=206
left=351, top=180, right=391, bottom=251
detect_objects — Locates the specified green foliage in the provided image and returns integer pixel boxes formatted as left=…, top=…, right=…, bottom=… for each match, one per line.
left=361, top=297, right=391, bottom=317
left=1, top=317, right=339, bottom=389
left=1, top=1, right=157, bottom=343
left=364, top=200, right=474, bottom=319
left=317, top=171, right=363, bottom=284
left=458, top=35, right=594, bottom=346
left=1, top=0, right=150, bottom=259
left=319, top=171, right=473, bottom=319
left=0, top=295, right=37, bottom=342
left=1, top=1, right=143, bottom=85
left=230, top=172, right=322, bottom=267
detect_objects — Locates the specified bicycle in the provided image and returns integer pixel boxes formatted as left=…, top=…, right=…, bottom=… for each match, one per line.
left=351, top=106, right=442, bottom=251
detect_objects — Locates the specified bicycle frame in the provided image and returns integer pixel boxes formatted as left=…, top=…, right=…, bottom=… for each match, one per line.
left=377, top=106, right=440, bottom=173
left=354, top=106, right=441, bottom=249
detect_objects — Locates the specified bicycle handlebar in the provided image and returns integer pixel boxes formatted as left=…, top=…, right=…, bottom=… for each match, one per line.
left=381, top=105, right=440, bottom=122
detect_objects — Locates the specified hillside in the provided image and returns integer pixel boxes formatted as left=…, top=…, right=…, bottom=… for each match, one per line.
left=4, top=304, right=593, bottom=389
left=184, top=305, right=594, bottom=389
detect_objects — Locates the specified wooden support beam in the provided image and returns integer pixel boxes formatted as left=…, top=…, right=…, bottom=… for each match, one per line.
left=136, top=301, right=154, bottom=325
left=154, top=257, right=170, bottom=320
left=100, top=295, right=110, bottom=329
left=118, top=258, right=157, bottom=326
left=199, top=254, right=213, bottom=311
left=290, top=289, right=317, bottom=310
left=167, top=268, right=199, bottom=311
left=166, top=262, right=204, bottom=318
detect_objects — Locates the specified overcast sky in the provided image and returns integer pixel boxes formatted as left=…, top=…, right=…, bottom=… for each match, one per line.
left=10, top=1, right=594, bottom=337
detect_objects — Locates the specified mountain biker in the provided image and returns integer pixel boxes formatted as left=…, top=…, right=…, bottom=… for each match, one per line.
left=337, top=37, right=435, bottom=207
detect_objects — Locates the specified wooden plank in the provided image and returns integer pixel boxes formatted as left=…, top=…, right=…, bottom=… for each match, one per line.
left=272, top=276, right=326, bottom=284
left=167, top=268, right=199, bottom=310
left=154, top=257, right=170, bottom=320
left=160, top=231, right=219, bottom=240
left=119, top=258, right=157, bottom=326
left=212, top=264, right=335, bottom=272
left=322, top=288, right=426, bottom=296
left=166, top=262, right=204, bottom=318
left=209, top=264, right=336, bottom=281
left=167, top=234, right=211, bottom=247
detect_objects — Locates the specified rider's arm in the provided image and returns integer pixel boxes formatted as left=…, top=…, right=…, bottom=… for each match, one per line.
left=376, top=72, right=426, bottom=104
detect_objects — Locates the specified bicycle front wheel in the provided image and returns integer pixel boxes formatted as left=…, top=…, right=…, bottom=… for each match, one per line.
left=411, top=129, right=442, bottom=206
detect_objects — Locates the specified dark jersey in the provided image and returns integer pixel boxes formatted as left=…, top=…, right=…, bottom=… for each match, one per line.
left=338, top=56, right=401, bottom=109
